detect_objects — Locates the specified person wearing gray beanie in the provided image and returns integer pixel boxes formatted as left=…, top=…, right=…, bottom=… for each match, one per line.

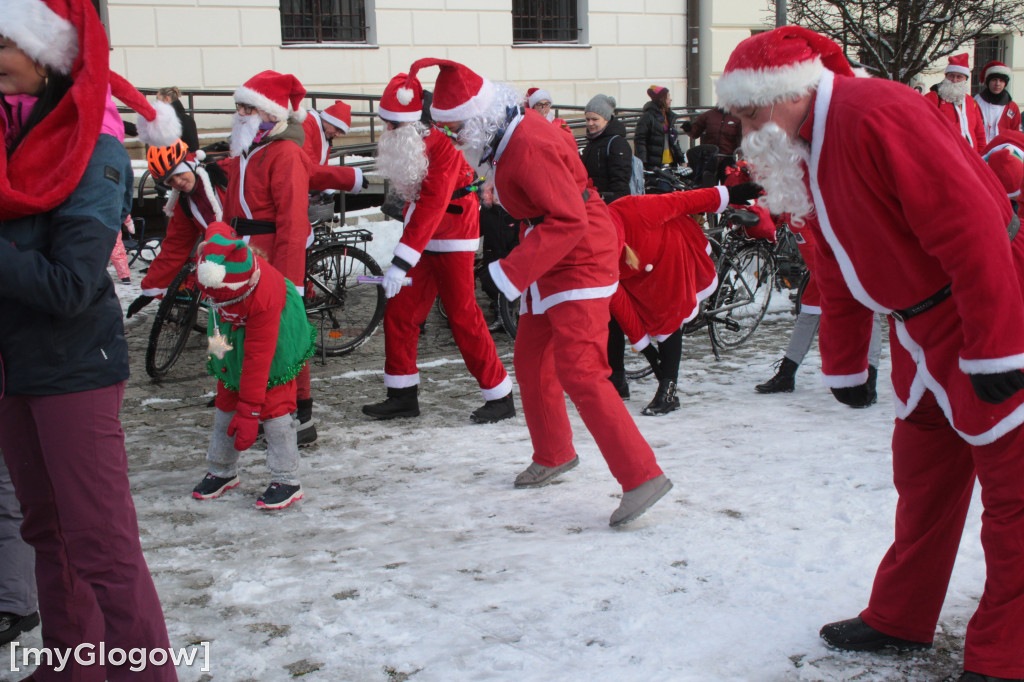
left=585, top=94, right=616, bottom=122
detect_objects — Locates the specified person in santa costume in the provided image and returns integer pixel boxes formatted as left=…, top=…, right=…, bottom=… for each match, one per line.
left=974, top=61, right=1021, bottom=146
left=361, top=72, right=514, bottom=423
left=125, top=138, right=229, bottom=318
left=302, top=98, right=368, bottom=194
left=221, top=70, right=320, bottom=446
left=982, top=130, right=1024, bottom=219
left=192, top=222, right=315, bottom=510
left=0, top=0, right=183, bottom=679
left=607, top=182, right=762, bottom=415
left=417, top=57, right=673, bottom=528
left=524, top=87, right=571, bottom=134
left=718, top=25, right=1024, bottom=681
left=924, top=53, right=987, bottom=152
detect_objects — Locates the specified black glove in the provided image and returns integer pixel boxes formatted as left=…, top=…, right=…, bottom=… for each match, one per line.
left=970, top=370, right=1024, bottom=404
left=361, top=175, right=370, bottom=190
left=641, top=344, right=663, bottom=380
left=831, top=382, right=877, bottom=409
left=126, top=295, right=155, bottom=318
left=680, top=120, right=693, bottom=133
left=727, top=182, right=763, bottom=206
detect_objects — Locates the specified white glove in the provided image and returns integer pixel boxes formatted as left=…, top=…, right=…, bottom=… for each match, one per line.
left=382, top=264, right=407, bottom=299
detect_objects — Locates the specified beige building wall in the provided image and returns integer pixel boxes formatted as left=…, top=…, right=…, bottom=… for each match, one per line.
left=107, top=1, right=688, bottom=113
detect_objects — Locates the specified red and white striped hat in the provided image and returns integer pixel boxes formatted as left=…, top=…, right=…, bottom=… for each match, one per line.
left=715, top=25, right=855, bottom=110
left=234, top=70, right=307, bottom=123
left=983, top=60, right=1012, bottom=83
left=945, top=53, right=971, bottom=77
left=408, top=58, right=496, bottom=122
left=320, top=100, right=352, bottom=133
left=378, top=73, right=423, bottom=123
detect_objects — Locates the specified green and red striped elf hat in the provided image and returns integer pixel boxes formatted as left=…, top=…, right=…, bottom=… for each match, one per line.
left=196, top=223, right=258, bottom=301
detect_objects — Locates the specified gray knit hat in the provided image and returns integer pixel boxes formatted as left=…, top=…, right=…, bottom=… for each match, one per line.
left=585, top=94, right=616, bottom=121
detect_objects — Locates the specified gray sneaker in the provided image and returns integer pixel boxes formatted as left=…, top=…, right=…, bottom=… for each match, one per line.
left=609, top=474, right=673, bottom=527
left=513, top=456, right=579, bottom=488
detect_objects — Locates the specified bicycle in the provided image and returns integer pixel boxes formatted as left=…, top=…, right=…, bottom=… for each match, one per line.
left=144, top=223, right=385, bottom=379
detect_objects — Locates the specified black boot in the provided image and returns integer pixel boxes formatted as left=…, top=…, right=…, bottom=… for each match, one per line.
left=819, top=616, right=930, bottom=652
left=958, top=672, right=1024, bottom=682
left=295, top=398, right=317, bottom=446
left=609, top=370, right=630, bottom=400
left=361, top=386, right=420, bottom=420
left=471, top=394, right=516, bottom=423
left=642, top=379, right=679, bottom=416
left=755, top=357, right=798, bottom=393
left=864, top=365, right=879, bottom=407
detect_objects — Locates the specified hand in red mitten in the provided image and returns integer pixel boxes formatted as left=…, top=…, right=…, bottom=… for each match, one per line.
left=227, top=403, right=261, bottom=451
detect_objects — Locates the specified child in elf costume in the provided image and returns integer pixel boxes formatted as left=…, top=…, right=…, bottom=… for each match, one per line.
left=191, top=222, right=316, bottom=509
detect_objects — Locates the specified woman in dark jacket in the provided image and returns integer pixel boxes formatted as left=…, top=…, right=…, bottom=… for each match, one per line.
left=0, top=2, right=178, bottom=678
left=581, top=94, right=633, bottom=204
left=634, top=85, right=686, bottom=169
left=157, top=86, right=200, bottom=152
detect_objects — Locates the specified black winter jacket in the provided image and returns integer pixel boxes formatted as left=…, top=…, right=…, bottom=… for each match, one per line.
left=0, top=134, right=133, bottom=396
left=581, top=117, right=633, bottom=204
left=634, top=101, right=686, bottom=169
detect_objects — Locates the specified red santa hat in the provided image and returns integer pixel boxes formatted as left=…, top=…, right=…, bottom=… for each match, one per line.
left=320, top=100, right=352, bottom=133
left=526, top=87, right=552, bottom=108
left=234, top=70, right=307, bottom=123
left=983, top=131, right=1024, bottom=199
left=378, top=73, right=424, bottom=123
left=716, top=25, right=855, bottom=110
left=0, top=0, right=181, bottom=221
left=983, top=60, right=1012, bottom=83
left=196, top=223, right=259, bottom=301
left=945, top=53, right=971, bottom=77
left=408, top=58, right=496, bottom=122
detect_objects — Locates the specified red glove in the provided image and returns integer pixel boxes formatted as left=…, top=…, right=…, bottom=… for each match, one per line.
left=227, top=402, right=261, bottom=451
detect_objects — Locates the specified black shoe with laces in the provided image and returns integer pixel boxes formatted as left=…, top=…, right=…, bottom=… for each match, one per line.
left=819, top=616, right=931, bottom=652
left=256, top=482, right=303, bottom=510
left=0, top=611, right=40, bottom=646
left=755, top=357, right=798, bottom=394
left=471, top=394, right=516, bottom=423
left=362, top=386, right=420, bottom=420
left=192, top=473, right=240, bottom=500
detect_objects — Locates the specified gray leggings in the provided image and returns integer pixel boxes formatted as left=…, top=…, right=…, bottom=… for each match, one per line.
left=207, top=409, right=301, bottom=485
left=785, top=312, right=882, bottom=368
left=0, top=454, right=37, bottom=616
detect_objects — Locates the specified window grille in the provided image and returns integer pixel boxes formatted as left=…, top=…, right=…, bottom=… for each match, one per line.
left=512, top=0, right=579, bottom=44
left=280, top=0, right=367, bottom=44
left=973, top=35, right=1007, bottom=95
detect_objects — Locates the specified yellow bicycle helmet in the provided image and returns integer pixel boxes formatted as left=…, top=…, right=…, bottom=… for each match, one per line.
left=146, top=139, right=190, bottom=183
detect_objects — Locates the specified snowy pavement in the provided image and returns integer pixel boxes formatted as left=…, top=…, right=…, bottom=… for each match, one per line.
left=1, top=230, right=984, bottom=682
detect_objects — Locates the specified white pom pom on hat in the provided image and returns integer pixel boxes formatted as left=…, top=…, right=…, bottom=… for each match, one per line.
left=397, top=87, right=414, bottom=106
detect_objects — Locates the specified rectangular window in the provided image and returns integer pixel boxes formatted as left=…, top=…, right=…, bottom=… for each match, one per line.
left=512, top=0, right=580, bottom=44
left=973, top=35, right=1007, bottom=95
left=280, top=0, right=368, bottom=44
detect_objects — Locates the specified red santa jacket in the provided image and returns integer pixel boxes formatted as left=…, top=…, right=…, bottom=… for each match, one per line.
left=220, top=122, right=311, bottom=290
left=924, top=90, right=986, bottom=152
left=302, top=110, right=363, bottom=193
left=607, top=187, right=726, bottom=347
left=140, top=167, right=225, bottom=297
left=392, top=128, right=480, bottom=269
left=488, top=109, right=620, bottom=314
left=805, top=70, right=1024, bottom=444
left=974, top=94, right=1022, bottom=145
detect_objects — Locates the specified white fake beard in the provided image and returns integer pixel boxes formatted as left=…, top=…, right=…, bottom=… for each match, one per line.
left=544, top=110, right=555, bottom=122
left=229, top=113, right=261, bottom=157
left=376, top=122, right=430, bottom=203
left=742, top=122, right=814, bottom=225
left=938, top=78, right=970, bottom=104
left=453, top=82, right=522, bottom=170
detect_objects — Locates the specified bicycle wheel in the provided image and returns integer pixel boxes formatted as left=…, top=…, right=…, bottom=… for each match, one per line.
left=707, top=242, right=775, bottom=352
left=145, top=263, right=202, bottom=379
left=497, top=293, right=519, bottom=340
left=304, top=243, right=385, bottom=356
left=624, top=341, right=654, bottom=380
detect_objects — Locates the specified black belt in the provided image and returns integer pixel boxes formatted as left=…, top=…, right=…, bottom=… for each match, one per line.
left=891, top=215, right=1019, bottom=322
left=230, top=217, right=275, bottom=235
left=451, top=183, right=479, bottom=200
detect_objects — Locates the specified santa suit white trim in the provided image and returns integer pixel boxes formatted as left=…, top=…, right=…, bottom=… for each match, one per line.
left=425, top=238, right=479, bottom=252
left=308, top=110, right=329, bottom=164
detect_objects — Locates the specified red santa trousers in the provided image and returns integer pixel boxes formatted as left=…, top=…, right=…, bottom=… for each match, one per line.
left=0, top=384, right=177, bottom=682
left=383, top=251, right=510, bottom=397
left=860, top=390, right=1024, bottom=678
left=215, top=379, right=297, bottom=420
left=514, top=297, right=663, bottom=491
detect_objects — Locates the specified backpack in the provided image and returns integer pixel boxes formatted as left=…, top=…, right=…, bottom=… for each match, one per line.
left=606, top=135, right=645, bottom=196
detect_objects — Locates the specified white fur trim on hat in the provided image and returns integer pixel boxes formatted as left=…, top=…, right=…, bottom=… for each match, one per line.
left=527, top=88, right=552, bottom=108
left=430, top=78, right=497, bottom=122
left=234, top=85, right=306, bottom=123
left=2, top=0, right=79, bottom=75
left=319, top=111, right=350, bottom=133
left=986, top=64, right=1012, bottom=80
left=377, top=106, right=422, bottom=123
left=946, top=64, right=972, bottom=77
left=716, top=57, right=824, bottom=110
left=136, top=99, right=184, bottom=147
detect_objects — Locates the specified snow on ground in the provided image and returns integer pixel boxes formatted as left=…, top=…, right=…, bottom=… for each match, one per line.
left=1, top=229, right=984, bottom=682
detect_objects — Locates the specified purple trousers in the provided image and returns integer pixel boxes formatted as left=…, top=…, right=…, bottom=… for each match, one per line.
left=0, top=383, right=177, bottom=682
